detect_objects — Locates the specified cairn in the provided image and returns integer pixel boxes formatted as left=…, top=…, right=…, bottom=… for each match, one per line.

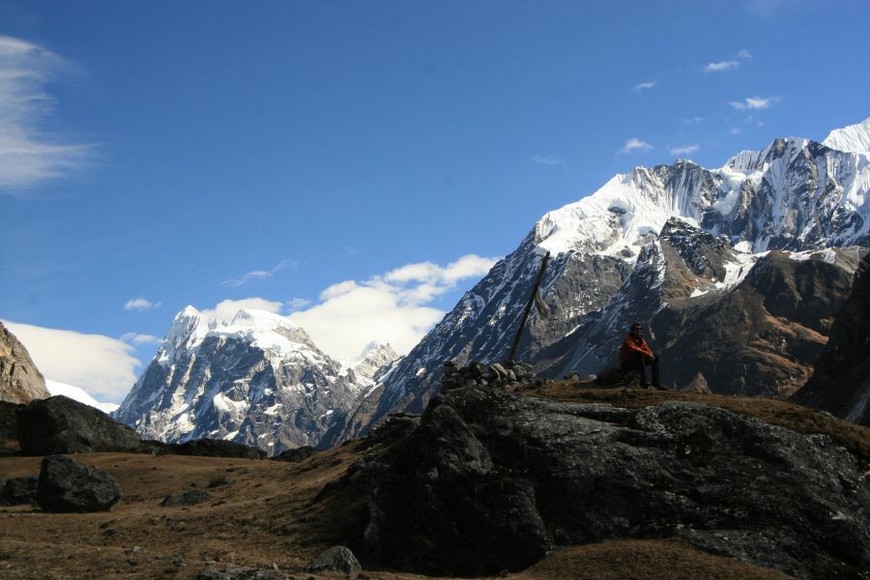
left=441, top=360, right=544, bottom=392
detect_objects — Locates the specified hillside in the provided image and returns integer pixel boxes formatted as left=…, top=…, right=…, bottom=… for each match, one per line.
left=2, top=376, right=869, bottom=579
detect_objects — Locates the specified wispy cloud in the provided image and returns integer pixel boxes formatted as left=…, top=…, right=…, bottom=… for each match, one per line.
left=0, top=36, right=95, bottom=193
left=2, top=320, right=140, bottom=402
left=286, top=297, right=312, bottom=311
left=728, top=96, right=775, bottom=110
left=670, top=144, right=699, bottom=156
left=738, top=49, right=753, bottom=59
left=124, top=297, right=161, bottom=311
left=633, top=81, right=657, bottom=93
left=530, top=155, right=564, bottom=166
left=223, top=259, right=298, bottom=287
left=619, top=139, right=654, bottom=154
left=704, top=60, right=739, bottom=73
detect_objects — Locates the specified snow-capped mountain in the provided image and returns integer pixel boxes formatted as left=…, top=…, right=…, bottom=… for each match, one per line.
left=343, top=117, right=870, bottom=437
left=46, top=379, right=119, bottom=414
left=113, top=307, right=398, bottom=454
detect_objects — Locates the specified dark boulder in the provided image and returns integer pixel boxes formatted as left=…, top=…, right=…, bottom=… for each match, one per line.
left=324, top=383, right=870, bottom=578
left=0, top=476, right=38, bottom=505
left=37, top=454, right=121, bottom=513
left=16, top=395, right=140, bottom=455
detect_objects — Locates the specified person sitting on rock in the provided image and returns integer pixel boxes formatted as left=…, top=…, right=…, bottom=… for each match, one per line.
left=618, top=322, right=663, bottom=389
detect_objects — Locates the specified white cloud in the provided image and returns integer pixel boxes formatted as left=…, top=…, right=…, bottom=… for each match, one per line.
left=0, top=36, right=95, bottom=193
left=2, top=320, right=140, bottom=402
left=619, top=139, right=654, bottom=154
left=223, top=259, right=298, bottom=287
left=288, top=253, right=498, bottom=361
left=121, top=332, right=162, bottom=346
left=738, top=49, right=753, bottom=59
left=633, top=81, right=657, bottom=92
left=530, top=155, right=564, bottom=166
left=729, top=96, right=775, bottom=110
left=704, top=60, right=739, bottom=73
left=670, top=144, right=699, bottom=156
left=124, top=297, right=161, bottom=311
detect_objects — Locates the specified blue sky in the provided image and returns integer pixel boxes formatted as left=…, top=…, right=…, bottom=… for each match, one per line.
left=1, top=0, right=868, bottom=403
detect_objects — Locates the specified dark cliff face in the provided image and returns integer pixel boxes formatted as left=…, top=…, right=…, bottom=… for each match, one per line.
left=792, top=252, right=870, bottom=423
left=651, top=249, right=862, bottom=396
left=321, top=378, right=870, bottom=578
left=0, top=322, right=49, bottom=404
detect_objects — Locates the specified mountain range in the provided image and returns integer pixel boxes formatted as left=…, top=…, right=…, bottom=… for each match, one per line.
left=115, top=117, right=870, bottom=453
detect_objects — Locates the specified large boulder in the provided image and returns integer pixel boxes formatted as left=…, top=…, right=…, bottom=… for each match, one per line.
left=16, top=395, right=140, bottom=455
left=324, top=383, right=870, bottom=578
left=37, top=454, right=121, bottom=513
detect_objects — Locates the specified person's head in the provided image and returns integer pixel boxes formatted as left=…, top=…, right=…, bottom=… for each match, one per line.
left=630, top=322, right=643, bottom=336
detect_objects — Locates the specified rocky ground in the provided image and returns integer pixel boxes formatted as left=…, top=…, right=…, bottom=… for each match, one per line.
left=2, top=378, right=868, bottom=579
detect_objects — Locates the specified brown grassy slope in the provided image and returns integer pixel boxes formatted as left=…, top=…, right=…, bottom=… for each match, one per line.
left=4, top=382, right=861, bottom=579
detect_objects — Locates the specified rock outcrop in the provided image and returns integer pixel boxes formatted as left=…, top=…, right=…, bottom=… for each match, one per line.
left=0, top=322, right=49, bottom=404
left=323, top=368, right=870, bottom=578
left=17, top=395, right=141, bottom=455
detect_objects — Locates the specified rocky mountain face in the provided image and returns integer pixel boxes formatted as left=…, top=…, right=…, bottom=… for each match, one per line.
left=792, top=252, right=870, bottom=424
left=0, top=321, right=50, bottom=404
left=322, top=370, right=870, bottom=578
left=343, top=118, right=870, bottom=438
left=113, top=307, right=398, bottom=455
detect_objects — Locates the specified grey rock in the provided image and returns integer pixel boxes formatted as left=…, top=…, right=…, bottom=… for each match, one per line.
left=304, top=545, right=362, bottom=576
left=17, top=395, right=140, bottom=455
left=0, top=476, right=38, bottom=505
left=196, top=563, right=286, bottom=579
left=326, top=381, right=870, bottom=578
left=37, top=454, right=121, bottom=513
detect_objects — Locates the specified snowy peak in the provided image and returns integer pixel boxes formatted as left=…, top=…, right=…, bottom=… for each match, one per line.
left=823, top=117, right=870, bottom=154
left=46, top=379, right=119, bottom=414
left=157, top=306, right=317, bottom=367
left=157, top=305, right=211, bottom=366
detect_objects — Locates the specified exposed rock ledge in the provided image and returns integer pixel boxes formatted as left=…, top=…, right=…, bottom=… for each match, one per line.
left=321, top=381, right=870, bottom=579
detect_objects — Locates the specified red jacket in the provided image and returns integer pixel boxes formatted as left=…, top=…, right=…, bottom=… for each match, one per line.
left=619, top=333, right=655, bottom=365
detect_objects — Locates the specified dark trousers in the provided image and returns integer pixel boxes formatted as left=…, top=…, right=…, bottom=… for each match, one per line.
left=621, top=353, right=660, bottom=387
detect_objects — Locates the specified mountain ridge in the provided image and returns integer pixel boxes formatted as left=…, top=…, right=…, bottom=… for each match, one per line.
left=116, top=117, right=870, bottom=450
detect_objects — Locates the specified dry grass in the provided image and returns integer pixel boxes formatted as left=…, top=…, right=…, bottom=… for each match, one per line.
left=2, top=383, right=855, bottom=578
